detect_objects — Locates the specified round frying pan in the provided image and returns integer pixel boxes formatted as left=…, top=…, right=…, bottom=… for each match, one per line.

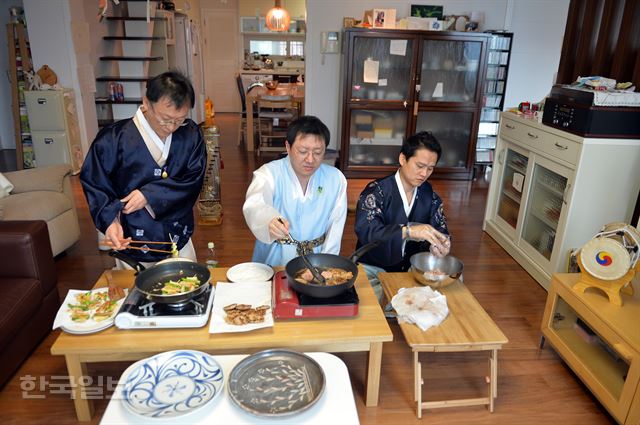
left=109, top=251, right=211, bottom=304
left=285, top=242, right=378, bottom=298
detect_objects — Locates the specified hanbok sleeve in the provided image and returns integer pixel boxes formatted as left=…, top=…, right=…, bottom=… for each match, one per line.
left=242, top=166, right=281, bottom=244
left=354, top=182, right=405, bottom=266
left=430, top=192, right=449, bottom=237
left=141, top=126, right=207, bottom=221
left=320, top=172, right=347, bottom=254
left=79, top=128, right=124, bottom=233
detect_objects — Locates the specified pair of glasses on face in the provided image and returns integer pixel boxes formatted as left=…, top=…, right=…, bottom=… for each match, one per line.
left=294, top=147, right=324, bottom=160
left=149, top=103, right=188, bottom=127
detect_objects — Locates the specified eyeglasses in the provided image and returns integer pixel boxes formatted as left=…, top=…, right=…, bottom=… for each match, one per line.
left=294, top=147, right=324, bottom=159
left=149, top=103, right=188, bottom=127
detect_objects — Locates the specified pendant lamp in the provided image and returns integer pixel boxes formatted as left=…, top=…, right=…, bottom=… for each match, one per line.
left=265, top=0, right=290, bottom=32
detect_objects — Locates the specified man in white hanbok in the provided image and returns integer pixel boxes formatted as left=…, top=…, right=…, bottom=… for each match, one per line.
left=243, top=116, right=347, bottom=266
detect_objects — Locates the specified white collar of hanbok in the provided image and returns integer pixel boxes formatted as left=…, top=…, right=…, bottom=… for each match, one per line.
left=133, top=106, right=172, bottom=167
left=394, top=170, right=416, bottom=218
left=287, top=157, right=315, bottom=201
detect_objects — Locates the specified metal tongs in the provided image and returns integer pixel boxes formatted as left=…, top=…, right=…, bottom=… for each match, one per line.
left=277, top=217, right=326, bottom=285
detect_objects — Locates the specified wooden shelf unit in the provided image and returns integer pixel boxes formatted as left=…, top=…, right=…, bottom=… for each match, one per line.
left=541, top=274, right=640, bottom=424
left=6, top=23, right=33, bottom=170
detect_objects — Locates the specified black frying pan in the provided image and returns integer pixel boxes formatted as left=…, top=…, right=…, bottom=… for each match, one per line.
left=109, top=251, right=211, bottom=304
left=285, top=242, right=378, bottom=298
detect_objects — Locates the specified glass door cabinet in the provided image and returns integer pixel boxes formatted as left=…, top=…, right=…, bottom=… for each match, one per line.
left=340, top=28, right=489, bottom=179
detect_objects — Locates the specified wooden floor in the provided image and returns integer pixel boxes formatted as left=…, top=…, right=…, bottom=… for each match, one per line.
left=0, top=114, right=615, bottom=424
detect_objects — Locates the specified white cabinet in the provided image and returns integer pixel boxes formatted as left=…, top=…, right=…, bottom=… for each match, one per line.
left=483, top=112, right=640, bottom=290
left=24, top=90, right=83, bottom=174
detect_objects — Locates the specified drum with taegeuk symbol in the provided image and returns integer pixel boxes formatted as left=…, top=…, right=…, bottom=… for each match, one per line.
left=579, top=222, right=640, bottom=281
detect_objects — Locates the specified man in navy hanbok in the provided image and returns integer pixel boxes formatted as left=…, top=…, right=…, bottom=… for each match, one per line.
left=243, top=116, right=347, bottom=266
left=80, top=71, right=206, bottom=267
left=355, top=131, right=450, bottom=300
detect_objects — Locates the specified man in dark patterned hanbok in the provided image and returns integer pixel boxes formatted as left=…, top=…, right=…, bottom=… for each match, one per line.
left=355, top=131, right=450, bottom=301
left=81, top=71, right=206, bottom=267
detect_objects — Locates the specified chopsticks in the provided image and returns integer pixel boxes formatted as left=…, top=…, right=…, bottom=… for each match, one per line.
left=99, top=243, right=173, bottom=254
left=128, top=240, right=174, bottom=245
left=123, top=246, right=173, bottom=254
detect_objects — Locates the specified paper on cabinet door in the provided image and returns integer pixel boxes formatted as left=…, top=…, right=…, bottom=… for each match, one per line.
left=512, top=172, right=524, bottom=192
left=390, top=39, right=407, bottom=56
left=364, top=59, right=379, bottom=83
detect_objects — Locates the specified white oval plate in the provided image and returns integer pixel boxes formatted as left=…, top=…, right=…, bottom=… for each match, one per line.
left=57, top=288, right=127, bottom=335
left=227, top=262, right=274, bottom=283
left=122, top=350, right=224, bottom=419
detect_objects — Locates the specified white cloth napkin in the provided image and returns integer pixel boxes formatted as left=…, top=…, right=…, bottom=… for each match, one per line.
left=391, top=286, right=449, bottom=331
left=209, top=281, right=273, bottom=333
left=0, top=173, right=14, bottom=198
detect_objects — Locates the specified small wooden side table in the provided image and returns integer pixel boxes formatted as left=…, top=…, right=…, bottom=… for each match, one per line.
left=379, top=272, right=508, bottom=418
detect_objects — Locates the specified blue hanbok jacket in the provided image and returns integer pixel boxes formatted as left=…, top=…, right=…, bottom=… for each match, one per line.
left=80, top=119, right=206, bottom=261
left=355, top=174, right=449, bottom=272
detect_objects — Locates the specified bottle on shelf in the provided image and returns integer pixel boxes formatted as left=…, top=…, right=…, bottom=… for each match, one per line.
left=206, top=241, right=218, bottom=268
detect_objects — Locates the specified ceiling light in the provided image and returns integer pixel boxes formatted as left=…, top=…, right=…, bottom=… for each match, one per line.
left=265, top=0, right=290, bottom=32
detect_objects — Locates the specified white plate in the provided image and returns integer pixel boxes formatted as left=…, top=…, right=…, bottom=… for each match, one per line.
left=53, top=288, right=127, bottom=335
left=209, top=281, right=273, bottom=334
left=226, top=262, right=274, bottom=283
left=122, top=350, right=224, bottom=419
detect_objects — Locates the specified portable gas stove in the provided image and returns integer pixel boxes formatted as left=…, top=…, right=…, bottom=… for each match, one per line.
left=114, top=285, right=214, bottom=329
left=272, top=271, right=359, bottom=319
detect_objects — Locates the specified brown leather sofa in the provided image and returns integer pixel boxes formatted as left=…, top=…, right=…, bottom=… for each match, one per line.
left=0, top=221, right=59, bottom=388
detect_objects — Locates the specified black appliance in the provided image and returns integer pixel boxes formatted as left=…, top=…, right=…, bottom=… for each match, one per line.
left=542, top=85, right=640, bottom=138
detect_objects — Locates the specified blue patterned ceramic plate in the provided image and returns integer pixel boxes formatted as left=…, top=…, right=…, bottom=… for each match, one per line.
left=122, top=350, right=224, bottom=419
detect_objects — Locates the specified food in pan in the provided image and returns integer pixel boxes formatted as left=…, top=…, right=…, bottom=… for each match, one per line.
left=67, top=290, right=119, bottom=322
left=294, top=267, right=353, bottom=286
left=158, top=275, right=201, bottom=295
left=224, top=304, right=270, bottom=325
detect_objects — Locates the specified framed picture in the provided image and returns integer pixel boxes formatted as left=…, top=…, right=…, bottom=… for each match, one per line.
left=372, top=8, right=396, bottom=28
left=410, top=5, right=443, bottom=19
left=374, top=9, right=386, bottom=28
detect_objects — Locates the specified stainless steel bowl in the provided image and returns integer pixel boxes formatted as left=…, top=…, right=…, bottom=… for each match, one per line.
left=409, top=252, right=463, bottom=288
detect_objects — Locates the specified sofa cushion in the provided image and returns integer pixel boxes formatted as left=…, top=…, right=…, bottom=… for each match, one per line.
left=0, top=278, right=42, bottom=349
left=0, top=192, right=71, bottom=221
left=3, top=164, right=70, bottom=194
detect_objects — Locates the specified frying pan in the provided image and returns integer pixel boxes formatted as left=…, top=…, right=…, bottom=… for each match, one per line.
left=109, top=251, right=211, bottom=304
left=285, top=242, right=378, bottom=298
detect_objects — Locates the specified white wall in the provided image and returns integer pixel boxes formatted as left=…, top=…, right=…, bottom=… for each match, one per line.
left=0, top=0, right=20, bottom=150
left=23, top=0, right=91, bottom=155
left=504, top=0, right=569, bottom=107
left=305, top=0, right=570, bottom=150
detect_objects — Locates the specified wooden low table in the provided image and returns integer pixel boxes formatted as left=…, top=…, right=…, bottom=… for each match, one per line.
left=379, top=272, right=508, bottom=418
left=51, top=267, right=392, bottom=421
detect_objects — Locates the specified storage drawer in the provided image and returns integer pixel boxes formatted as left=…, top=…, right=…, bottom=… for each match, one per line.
left=500, top=117, right=580, bottom=165
left=31, top=131, right=70, bottom=168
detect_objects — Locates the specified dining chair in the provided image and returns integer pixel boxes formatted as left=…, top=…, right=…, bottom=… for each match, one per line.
left=256, top=96, right=299, bottom=156
left=235, top=75, right=260, bottom=147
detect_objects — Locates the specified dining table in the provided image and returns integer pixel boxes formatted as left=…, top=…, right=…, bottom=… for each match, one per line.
left=50, top=266, right=392, bottom=421
left=246, top=82, right=305, bottom=151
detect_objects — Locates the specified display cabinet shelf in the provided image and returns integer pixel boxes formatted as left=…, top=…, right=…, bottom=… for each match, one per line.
left=475, top=31, right=513, bottom=169
left=339, top=28, right=490, bottom=180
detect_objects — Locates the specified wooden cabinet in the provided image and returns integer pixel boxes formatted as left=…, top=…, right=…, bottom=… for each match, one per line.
left=339, top=28, right=489, bottom=179
left=483, top=113, right=640, bottom=290
left=541, top=274, right=640, bottom=424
